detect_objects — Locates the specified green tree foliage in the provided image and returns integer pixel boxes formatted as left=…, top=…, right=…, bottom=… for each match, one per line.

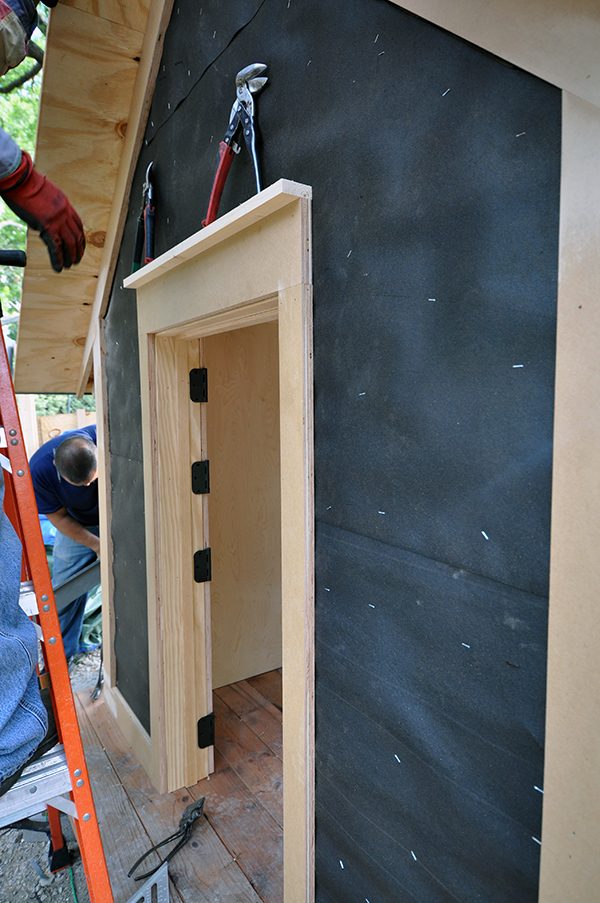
left=0, top=30, right=45, bottom=329
left=35, top=393, right=95, bottom=416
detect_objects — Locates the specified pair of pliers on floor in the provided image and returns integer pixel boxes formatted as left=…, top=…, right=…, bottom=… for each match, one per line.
left=202, top=63, right=268, bottom=228
left=132, top=162, right=155, bottom=271
left=128, top=797, right=206, bottom=881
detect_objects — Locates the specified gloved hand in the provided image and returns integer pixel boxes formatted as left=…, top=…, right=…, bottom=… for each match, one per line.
left=0, top=2, right=59, bottom=76
left=0, top=151, right=85, bottom=272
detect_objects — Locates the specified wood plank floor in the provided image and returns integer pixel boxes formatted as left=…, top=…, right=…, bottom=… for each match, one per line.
left=77, top=669, right=283, bottom=903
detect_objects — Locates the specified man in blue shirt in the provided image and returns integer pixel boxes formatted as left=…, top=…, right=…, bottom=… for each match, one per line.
left=30, top=425, right=99, bottom=659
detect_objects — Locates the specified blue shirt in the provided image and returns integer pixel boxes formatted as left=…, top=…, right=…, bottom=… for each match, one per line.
left=30, top=426, right=99, bottom=526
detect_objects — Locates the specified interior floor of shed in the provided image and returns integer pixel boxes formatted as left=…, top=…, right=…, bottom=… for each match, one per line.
left=75, top=669, right=283, bottom=903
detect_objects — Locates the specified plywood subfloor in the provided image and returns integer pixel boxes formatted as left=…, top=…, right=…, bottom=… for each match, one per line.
left=76, top=669, right=283, bottom=902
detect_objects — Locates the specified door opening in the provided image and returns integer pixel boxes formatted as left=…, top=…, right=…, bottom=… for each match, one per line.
left=201, top=321, right=284, bottom=893
left=205, top=321, right=281, bottom=692
left=127, top=181, right=313, bottom=900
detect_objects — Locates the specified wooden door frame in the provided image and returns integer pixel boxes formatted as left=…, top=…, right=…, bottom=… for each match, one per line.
left=121, top=180, right=314, bottom=901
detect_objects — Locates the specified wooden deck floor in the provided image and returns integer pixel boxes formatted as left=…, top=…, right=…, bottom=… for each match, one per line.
left=76, top=669, right=283, bottom=903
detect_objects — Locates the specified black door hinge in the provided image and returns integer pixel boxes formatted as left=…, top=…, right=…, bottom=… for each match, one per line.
left=189, top=368, right=208, bottom=403
left=194, top=548, right=212, bottom=583
left=197, top=712, right=215, bottom=749
left=192, top=460, right=210, bottom=494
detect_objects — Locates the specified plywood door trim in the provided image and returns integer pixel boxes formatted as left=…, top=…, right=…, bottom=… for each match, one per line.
left=102, top=684, right=154, bottom=780
left=538, top=92, right=600, bottom=903
left=123, top=182, right=314, bottom=902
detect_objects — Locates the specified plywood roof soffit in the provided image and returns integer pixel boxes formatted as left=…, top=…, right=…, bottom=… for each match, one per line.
left=14, top=0, right=173, bottom=393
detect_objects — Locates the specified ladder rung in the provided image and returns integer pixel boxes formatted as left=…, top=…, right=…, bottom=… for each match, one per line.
left=0, top=745, right=71, bottom=828
left=19, top=580, right=38, bottom=616
left=2, top=285, right=114, bottom=899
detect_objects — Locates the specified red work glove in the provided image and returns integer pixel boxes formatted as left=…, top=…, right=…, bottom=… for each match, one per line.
left=0, top=151, right=85, bottom=272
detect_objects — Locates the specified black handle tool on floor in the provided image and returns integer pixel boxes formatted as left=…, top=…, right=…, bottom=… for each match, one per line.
left=128, top=797, right=206, bottom=881
left=132, top=161, right=155, bottom=272
left=202, top=63, right=268, bottom=228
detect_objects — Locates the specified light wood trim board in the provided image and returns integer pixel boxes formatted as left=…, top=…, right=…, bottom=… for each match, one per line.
left=538, top=92, right=600, bottom=903
left=129, top=183, right=313, bottom=900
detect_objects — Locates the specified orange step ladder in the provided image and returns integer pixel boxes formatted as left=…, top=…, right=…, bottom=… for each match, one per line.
left=0, top=281, right=114, bottom=901
left=0, top=251, right=170, bottom=902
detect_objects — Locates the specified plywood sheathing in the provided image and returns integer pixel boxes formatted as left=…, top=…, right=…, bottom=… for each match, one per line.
left=14, top=0, right=152, bottom=393
left=391, top=1, right=600, bottom=110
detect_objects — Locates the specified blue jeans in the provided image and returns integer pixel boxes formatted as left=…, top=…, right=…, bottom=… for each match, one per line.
left=0, top=472, right=47, bottom=783
left=53, top=527, right=99, bottom=660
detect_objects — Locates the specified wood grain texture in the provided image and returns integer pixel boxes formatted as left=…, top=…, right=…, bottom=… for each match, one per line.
left=189, top=749, right=283, bottom=903
left=213, top=695, right=283, bottom=828
left=137, top=329, right=169, bottom=792
left=246, top=671, right=283, bottom=713
left=278, top=282, right=315, bottom=903
left=215, top=678, right=283, bottom=759
left=75, top=695, right=171, bottom=902
left=63, top=0, right=149, bottom=30
left=155, top=336, right=191, bottom=786
left=124, top=181, right=312, bottom=292
left=16, top=271, right=94, bottom=392
left=154, top=336, right=211, bottom=790
left=205, top=322, right=282, bottom=689
left=78, top=691, right=258, bottom=902
left=103, top=685, right=154, bottom=783
left=77, top=0, right=176, bottom=393
left=16, top=1, right=143, bottom=391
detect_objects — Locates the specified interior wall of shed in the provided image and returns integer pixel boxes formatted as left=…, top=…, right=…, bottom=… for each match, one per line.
left=102, top=0, right=559, bottom=899
left=203, top=322, right=282, bottom=691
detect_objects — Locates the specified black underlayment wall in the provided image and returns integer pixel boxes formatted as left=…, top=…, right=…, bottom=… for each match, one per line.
left=104, top=0, right=560, bottom=898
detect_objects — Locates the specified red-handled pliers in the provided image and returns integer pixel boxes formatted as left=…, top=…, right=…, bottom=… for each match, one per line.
left=202, top=63, right=268, bottom=228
